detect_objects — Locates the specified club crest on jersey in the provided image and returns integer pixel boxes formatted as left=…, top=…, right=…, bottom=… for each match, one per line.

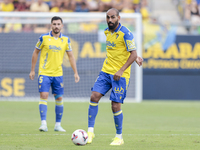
left=116, top=34, right=119, bottom=39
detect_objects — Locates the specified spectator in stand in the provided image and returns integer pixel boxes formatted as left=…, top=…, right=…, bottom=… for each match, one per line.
left=14, top=0, right=30, bottom=11
left=0, top=0, right=14, bottom=12
left=86, top=0, right=99, bottom=11
left=74, top=0, right=89, bottom=12
left=184, top=0, right=200, bottom=24
left=50, top=0, right=63, bottom=12
left=140, top=0, right=149, bottom=20
left=189, top=0, right=200, bottom=24
left=60, top=0, right=76, bottom=12
left=30, top=0, right=49, bottom=12
left=98, top=0, right=113, bottom=12
left=43, top=0, right=51, bottom=7
left=119, top=0, right=134, bottom=13
left=132, top=0, right=141, bottom=13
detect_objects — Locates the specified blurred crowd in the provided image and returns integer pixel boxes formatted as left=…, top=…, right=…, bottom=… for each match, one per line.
left=0, top=0, right=150, bottom=33
left=176, top=0, right=200, bottom=34
left=0, top=0, right=149, bottom=13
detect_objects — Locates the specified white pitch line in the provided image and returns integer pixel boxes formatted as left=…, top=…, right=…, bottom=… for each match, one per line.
left=1, top=134, right=200, bottom=136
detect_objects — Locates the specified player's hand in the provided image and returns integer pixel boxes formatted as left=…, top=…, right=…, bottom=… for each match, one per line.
left=74, top=73, right=80, bottom=83
left=29, top=71, right=35, bottom=80
left=113, top=70, right=123, bottom=81
left=136, top=56, right=143, bottom=66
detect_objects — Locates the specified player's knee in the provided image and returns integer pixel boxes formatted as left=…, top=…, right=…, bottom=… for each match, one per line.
left=111, top=102, right=121, bottom=112
left=90, top=92, right=101, bottom=103
left=40, top=92, right=48, bottom=99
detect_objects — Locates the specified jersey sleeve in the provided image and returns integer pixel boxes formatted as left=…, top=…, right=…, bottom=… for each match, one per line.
left=123, top=31, right=136, bottom=51
left=35, top=35, right=43, bottom=50
left=66, top=38, right=72, bottom=52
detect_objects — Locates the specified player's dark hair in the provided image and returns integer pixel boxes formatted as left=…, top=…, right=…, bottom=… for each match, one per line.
left=51, top=16, right=63, bottom=23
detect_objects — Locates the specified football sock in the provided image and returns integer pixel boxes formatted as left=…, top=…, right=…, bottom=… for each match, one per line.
left=88, top=127, right=94, bottom=133
left=55, top=99, right=63, bottom=122
left=41, top=120, right=47, bottom=125
left=115, top=134, right=122, bottom=139
left=113, top=110, right=123, bottom=134
left=88, top=101, right=98, bottom=128
left=55, top=122, right=61, bottom=126
left=39, top=98, right=48, bottom=121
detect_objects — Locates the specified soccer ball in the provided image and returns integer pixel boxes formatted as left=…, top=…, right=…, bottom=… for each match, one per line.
left=71, top=129, right=88, bottom=146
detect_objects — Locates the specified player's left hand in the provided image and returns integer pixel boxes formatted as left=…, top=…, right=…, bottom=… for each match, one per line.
left=114, top=70, right=123, bottom=81
left=74, top=73, right=80, bottom=83
left=136, top=56, right=143, bottom=66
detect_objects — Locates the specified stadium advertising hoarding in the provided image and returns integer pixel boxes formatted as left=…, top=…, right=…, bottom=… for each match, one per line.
left=0, top=33, right=200, bottom=100
left=0, top=33, right=137, bottom=99
left=143, top=35, right=200, bottom=100
left=0, top=33, right=104, bottom=98
left=143, top=35, right=200, bottom=71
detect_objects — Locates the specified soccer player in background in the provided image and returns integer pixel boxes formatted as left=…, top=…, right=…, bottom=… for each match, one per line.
left=29, top=16, right=80, bottom=132
left=87, top=8, right=143, bottom=145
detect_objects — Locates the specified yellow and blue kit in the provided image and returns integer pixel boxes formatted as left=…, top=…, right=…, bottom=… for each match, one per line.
left=35, top=31, right=72, bottom=77
left=102, top=23, right=136, bottom=78
left=92, top=23, right=137, bottom=103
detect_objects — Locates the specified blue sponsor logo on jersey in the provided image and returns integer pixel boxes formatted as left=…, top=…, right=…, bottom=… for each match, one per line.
left=49, top=45, right=61, bottom=52
left=106, top=41, right=116, bottom=48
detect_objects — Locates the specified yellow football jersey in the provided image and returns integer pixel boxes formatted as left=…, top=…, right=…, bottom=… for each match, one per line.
left=35, top=31, right=72, bottom=77
left=102, top=23, right=136, bottom=78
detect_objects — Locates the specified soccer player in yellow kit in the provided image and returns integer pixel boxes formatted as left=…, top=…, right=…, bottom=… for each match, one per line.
left=29, top=16, right=80, bottom=132
left=87, top=8, right=143, bottom=145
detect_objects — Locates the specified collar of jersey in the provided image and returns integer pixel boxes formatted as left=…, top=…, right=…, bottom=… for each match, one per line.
left=108, top=23, right=122, bottom=33
left=49, top=31, right=62, bottom=38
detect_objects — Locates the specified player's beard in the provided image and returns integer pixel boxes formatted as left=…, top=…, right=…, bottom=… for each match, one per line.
left=53, top=28, right=60, bottom=34
left=108, top=20, right=118, bottom=30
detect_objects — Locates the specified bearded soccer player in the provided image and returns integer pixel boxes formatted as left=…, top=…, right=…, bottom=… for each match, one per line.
left=29, top=16, right=80, bottom=132
left=87, top=8, right=143, bottom=145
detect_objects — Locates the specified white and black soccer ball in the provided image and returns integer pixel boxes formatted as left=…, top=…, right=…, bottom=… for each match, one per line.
left=71, top=129, right=88, bottom=146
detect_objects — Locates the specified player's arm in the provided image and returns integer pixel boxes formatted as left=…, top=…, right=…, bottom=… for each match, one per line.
left=29, top=48, right=40, bottom=80
left=113, top=50, right=137, bottom=81
left=66, top=51, right=80, bottom=83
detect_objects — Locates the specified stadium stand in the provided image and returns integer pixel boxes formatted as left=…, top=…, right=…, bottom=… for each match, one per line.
left=0, top=0, right=150, bottom=33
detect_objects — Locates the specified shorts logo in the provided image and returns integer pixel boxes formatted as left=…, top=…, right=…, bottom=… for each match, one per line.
left=39, top=85, right=41, bottom=89
left=60, top=83, right=64, bottom=88
left=114, top=87, right=124, bottom=94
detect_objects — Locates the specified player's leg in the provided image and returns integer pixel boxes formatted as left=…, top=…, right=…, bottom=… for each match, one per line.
left=87, top=71, right=111, bottom=144
left=38, top=75, right=51, bottom=132
left=39, top=92, right=49, bottom=132
left=109, top=75, right=129, bottom=145
left=87, top=91, right=102, bottom=143
left=52, top=76, right=65, bottom=132
left=110, top=101, right=124, bottom=145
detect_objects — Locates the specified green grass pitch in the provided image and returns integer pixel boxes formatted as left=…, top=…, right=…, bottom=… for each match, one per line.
left=0, top=100, right=200, bottom=150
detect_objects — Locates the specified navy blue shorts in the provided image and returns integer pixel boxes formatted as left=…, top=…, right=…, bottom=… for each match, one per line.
left=91, top=71, right=130, bottom=103
left=38, top=75, right=64, bottom=95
